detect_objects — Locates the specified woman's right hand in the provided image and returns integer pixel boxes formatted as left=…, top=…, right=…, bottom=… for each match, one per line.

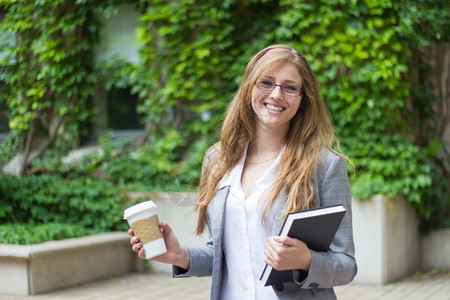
left=128, top=221, right=190, bottom=270
left=129, top=229, right=146, bottom=259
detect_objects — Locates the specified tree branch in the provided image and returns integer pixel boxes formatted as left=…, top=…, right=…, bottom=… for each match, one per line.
left=19, top=110, right=41, bottom=175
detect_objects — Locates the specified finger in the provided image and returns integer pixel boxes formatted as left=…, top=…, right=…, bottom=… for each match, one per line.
left=132, top=242, right=142, bottom=252
left=266, top=236, right=283, bottom=249
left=130, top=236, right=140, bottom=245
left=264, top=248, right=281, bottom=269
left=265, top=237, right=282, bottom=258
left=138, top=248, right=146, bottom=259
left=128, top=228, right=134, bottom=236
left=264, top=248, right=274, bottom=262
left=273, top=236, right=298, bottom=247
left=264, top=242, right=279, bottom=263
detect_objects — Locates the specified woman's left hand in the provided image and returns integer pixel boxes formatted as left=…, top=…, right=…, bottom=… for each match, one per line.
left=264, top=236, right=312, bottom=271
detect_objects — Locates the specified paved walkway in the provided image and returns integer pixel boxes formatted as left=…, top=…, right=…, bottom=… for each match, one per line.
left=1, top=271, right=449, bottom=300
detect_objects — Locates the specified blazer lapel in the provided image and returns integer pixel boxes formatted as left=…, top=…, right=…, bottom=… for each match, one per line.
left=211, top=185, right=229, bottom=243
left=271, top=192, right=287, bottom=236
left=209, top=185, right=230, bottom=300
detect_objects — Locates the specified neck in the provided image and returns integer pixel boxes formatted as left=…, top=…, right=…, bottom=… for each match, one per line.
left=253, top=125, right=287, bottom=150
left=248, top=127, right=286, bottom=159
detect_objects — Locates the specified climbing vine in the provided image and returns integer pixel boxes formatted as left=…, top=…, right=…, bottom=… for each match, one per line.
left=0, top=0, right=118, bottom=174
left=0, top=0, right=448, bottom=237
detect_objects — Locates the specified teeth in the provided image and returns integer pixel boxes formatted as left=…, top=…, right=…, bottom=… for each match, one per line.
left=266, top=104, right=283, bottom=112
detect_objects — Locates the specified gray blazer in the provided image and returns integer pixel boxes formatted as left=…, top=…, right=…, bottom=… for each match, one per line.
left=174, top=150, right=357, bottom=299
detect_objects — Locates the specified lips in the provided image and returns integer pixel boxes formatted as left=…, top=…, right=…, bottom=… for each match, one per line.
left=265, top=103, right=284, bottom=112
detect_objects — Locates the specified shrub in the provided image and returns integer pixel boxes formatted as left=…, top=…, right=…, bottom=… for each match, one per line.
left=0, top=223, right=94, bottom=245
left=0, top=174, right=130, bottom=244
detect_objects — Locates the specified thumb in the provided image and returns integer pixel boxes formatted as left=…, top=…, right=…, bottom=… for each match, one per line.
left=273, top=236, right=297, bottom=246
left=158, top=221, right=174, bottom=237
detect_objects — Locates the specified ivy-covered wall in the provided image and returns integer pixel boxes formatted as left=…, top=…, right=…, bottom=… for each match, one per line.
left=0, top=0, right=448, bottom=243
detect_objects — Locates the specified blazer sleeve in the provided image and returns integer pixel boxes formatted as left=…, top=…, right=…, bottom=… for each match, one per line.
left=173, top=240, right=214, bottom=277
left=299, top=151, right=357, bottom=289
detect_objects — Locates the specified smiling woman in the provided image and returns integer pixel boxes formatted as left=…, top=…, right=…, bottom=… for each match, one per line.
left=129, top=44, right=357, bottom=300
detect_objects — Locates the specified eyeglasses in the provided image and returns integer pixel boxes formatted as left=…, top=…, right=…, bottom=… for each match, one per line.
left=255, top=79, right=303, bottom=97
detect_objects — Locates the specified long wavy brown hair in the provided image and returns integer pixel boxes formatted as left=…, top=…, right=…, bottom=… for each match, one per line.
left=195, top=44, right=347, bottom=235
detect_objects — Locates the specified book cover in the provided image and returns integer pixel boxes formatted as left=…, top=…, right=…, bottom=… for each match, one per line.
left=259, top=204, right=346, bottom=286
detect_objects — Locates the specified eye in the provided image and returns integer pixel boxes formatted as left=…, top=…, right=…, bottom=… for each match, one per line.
left=260, top=80, right=274, bottom=88
left=284, top=85, right=300, bottom=92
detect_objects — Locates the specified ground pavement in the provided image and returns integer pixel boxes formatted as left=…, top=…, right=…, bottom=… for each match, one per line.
left=0, top=271, right=449, bottom=300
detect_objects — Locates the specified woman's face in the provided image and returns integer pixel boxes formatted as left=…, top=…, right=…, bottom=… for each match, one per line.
left=251, top=63, right=303, bottom=134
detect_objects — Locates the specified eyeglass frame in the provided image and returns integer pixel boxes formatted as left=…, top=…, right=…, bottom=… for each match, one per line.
left=254, top=78, right=303, bottom=97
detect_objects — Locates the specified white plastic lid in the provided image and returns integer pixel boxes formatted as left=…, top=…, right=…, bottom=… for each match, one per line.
left=123, top=200, right=157, bottom=220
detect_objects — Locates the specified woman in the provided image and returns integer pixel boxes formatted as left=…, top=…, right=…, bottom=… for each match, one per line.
left=130, top=44, right=357, bottom=299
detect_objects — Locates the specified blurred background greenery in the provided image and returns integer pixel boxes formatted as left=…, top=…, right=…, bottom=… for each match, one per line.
left=0, top=0, right=448, bottom=244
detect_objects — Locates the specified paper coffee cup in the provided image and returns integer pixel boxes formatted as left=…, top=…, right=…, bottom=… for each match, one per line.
left=123, top=200, right=167, bottom=259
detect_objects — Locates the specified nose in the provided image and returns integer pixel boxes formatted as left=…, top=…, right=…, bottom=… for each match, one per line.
left=270, top=84, right=283, bottom=99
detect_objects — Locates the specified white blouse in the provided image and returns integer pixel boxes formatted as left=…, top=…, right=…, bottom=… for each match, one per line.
left=219, top=147, right=284, bottom=300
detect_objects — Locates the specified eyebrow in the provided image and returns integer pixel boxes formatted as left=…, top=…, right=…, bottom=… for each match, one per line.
left=261, top=76, right=301, bottom=85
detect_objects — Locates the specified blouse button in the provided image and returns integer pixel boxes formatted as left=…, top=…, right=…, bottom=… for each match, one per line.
left=275, top=283, right=284, bottom=291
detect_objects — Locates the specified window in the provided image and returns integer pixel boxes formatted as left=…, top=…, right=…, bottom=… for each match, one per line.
left=84, top=3, right=143, bottom=145
left=107, top=87, right=142, bottom=130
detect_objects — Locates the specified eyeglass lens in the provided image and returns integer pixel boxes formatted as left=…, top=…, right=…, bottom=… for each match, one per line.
left=256, top=79, right=302, bottom=96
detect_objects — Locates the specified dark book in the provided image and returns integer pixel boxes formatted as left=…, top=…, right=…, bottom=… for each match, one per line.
left=259, top=204, right=346, bottom=286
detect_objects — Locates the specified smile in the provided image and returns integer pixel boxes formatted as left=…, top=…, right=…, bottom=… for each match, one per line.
left=265, top=103, right=284, bottom=112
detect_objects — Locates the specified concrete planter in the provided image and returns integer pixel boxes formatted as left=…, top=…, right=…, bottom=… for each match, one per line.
left=0, top=232, right=142, bottom=296
left=421, top=228, right=450, bottom=270
left=352, top=195, right=421, bottom=284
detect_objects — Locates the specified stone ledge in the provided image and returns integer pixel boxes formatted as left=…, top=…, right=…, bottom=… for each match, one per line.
left=0, top=232, right=143, bottom=296
left=0, top=231, right=130, bottom=257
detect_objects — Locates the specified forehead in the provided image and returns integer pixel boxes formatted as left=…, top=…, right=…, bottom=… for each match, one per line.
left=260, top=63, right=302, bottom=84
